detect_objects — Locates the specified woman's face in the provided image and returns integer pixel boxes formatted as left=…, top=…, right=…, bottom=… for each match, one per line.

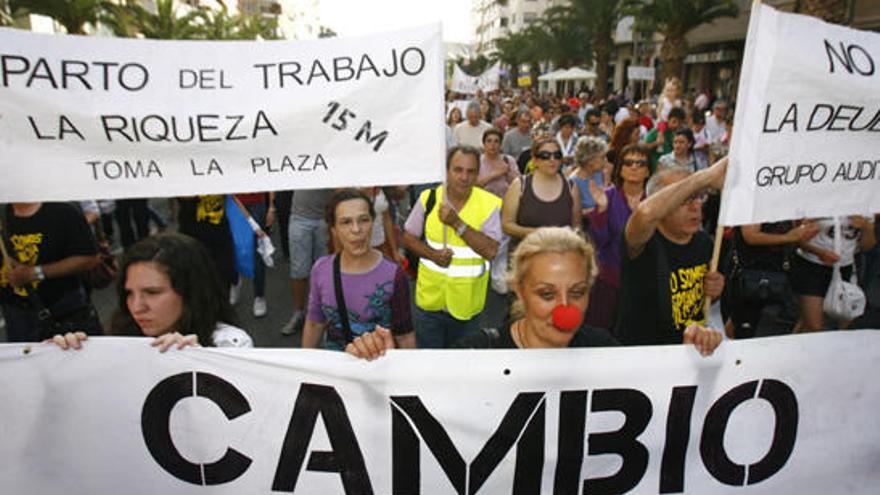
left=515, top=251, right=590, bottom=348
left=450, top=108, right=462, bottom=123
left=483, top=133, right=501, bottom=156
left=125, top=261, right=184, bottom=337
left=620, top=152, right=650, bottom=184
left=629, top=126, right=641, bottom=144
left=535, top=142, right=562, bottom=176
left=332, top=199, right=374, bottom=257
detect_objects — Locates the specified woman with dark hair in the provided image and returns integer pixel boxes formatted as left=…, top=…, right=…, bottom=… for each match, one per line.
left=583, top=144, right=652, bottom=330
left=502, top=135, right=580, bottom=245
left=50, top=232, right=252, bottom=351
left=477, top=127, right=519, bottom=200
left=658, top=128, right=697, bottom=172
left=301, top=189, right=415, bottom=352
left=605, top=117, right=641, bottom=170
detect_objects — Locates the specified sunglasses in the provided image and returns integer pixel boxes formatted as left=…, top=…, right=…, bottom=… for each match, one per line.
left=622, top=159, right=648, bottom=167
left=686, top=191, right=709, bottom=204
left=535, top=150, right=564, bottom=160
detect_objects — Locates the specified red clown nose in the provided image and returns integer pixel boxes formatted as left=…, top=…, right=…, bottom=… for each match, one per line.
left=551, top=304, right=582, bottom=332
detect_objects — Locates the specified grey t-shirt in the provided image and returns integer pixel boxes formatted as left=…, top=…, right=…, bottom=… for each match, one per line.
left=291, top=189, right=334, bottom=220
left=501, top=128, right=532, bottom=158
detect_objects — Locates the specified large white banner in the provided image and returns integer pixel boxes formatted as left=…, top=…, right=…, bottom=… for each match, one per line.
left=450, top=62, right=500, bottom=94
left=719, top=4, right=880, bottom=226
left=0, top=26, right=445, bottom=202
left=2, top=332, right=880, bottom=494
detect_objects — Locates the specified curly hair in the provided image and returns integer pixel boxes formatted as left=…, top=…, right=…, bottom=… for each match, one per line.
left=507, top=227, right=597, bottom=319
left=111, top=232, right=236, bottom=346
left=574, top=135, right=608, bottom=167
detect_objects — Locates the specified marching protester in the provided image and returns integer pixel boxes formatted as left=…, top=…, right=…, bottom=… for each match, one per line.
left=176, top=195, right=237, bottom=303
left=50, top=232, right=252, bottom=351
left=1, top=202, right=102, bottom=342
left=568, top=136, right=607, bottom=230
left=657, top=128, right=698, bottom=172
left=584, top=144, right=652, bottom=331
left=502, top=135, right=581, bottom=244
left=555, top=113, right=579, bottom=168
left=616, top=159, right=727, bottom=346
left=725, top=221, right=819, bottom=338
left=792, top=216, right=876, bottom=331
left=581, top=108, right=609, bottom=142
left=347, top=227, right=722, bottom=357
left=605, top=117, right=641, bottom=170
left=403, top=145, right=502, bottom=348
left=500, top=109, right=534, bottom=163
left=301, top=189, right=415, bottom=352
left=452, top=101, right=493, bottom=150
left=644, top=107, right=687, bottom=171
left=477, top=128, right=520, bottom=200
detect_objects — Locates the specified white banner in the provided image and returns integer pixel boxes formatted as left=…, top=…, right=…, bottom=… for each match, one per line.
left=0, top=26, right=445, bottom=202
left=2, top=332, right=879, bottom=494
left=627, top=66, right=655, bottom=81
left=450, top=62, right=500, bottom=94
left=719, top=4, right=880, bottom=225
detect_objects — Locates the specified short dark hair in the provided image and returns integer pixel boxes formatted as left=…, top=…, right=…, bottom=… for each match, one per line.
left=446, top=145, right=480, bottom=170
left=482, top=127, right=503, bottom=143
left=585, top=108, right=601, bottom=121
left=111, top=232, right=236, bottom=345
left=324, top=188, right=375, bottom=226
left=611, top=143, right=651, bottom=187
left=558, top=113, right=577, bottom=128
left=668, top=107, right=686, bottom=122
left=691, top=110, right=705, bottom=125
left=675, top=128, right=695, bottom=146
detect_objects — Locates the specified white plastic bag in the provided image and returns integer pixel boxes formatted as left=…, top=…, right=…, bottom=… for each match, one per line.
left=823, top=217, right=866, bottom=322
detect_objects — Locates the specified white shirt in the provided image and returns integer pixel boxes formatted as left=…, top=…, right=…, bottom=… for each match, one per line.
left=704, top=114, right=728, bottom=144
left=453, top=120, right=492, bottom=149
left=797, top=217, right=864, bottom=267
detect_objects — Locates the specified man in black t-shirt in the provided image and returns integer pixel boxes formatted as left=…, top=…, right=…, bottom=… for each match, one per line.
left=1, top=202, right=100, bottom=342
left=617, top=160, right=727, bottom=345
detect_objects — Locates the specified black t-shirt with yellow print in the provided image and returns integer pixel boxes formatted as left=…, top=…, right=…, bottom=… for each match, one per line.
left=1, top=203, right=97, bottom=306
left=616, top=229, right=712, bottom=346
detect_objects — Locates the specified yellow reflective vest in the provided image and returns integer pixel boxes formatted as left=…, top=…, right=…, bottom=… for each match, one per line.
left=416, top=185, right=502, bottom=320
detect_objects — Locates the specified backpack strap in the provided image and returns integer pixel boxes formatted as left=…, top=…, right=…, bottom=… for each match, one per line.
left=333, top=254, right=354, bottom=344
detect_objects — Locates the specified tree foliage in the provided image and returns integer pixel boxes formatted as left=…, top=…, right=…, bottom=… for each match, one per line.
left=10, top=0, right=103, bottom=34
left=623, top=0, right=739, bottom=82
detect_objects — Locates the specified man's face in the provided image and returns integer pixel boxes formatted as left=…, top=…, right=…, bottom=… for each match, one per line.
left=659, top=174, right=704, bottom=239
left=713, top=104, right=728, bottom=120
left=466, top=108, right=480, bottom=125
left=668, top=116, right=682, bottom=132
left=673, top=135, right=689, bottom=156
left=446, top=151, right=479, bottom=197
left=517, top=114, right=531, bottom=132
left=586, top=115, right=600, bottom=131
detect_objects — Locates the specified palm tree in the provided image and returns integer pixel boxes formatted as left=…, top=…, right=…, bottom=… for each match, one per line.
left=535, top=5, right=590, bottom=69
left=126, top=0, right=205, bottom=40
left=624, top=0, right=739, bottom=82
left=10, top=0, right=103, bottom=34
left=569, top=0, right=624, bottom=99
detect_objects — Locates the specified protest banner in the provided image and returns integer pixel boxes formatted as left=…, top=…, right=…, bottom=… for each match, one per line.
left=450, top=61, right=500, bottom=94
left=2, top=332, right=879, bottom=494
left=718, top=4, right=880, bottom=226
left=627, top=66, right=655, bottom=82
left=0, top=25, right=445, bottom=202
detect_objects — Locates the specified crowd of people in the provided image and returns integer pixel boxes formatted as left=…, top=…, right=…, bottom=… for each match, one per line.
left=1, top=78, right=878, bottom=358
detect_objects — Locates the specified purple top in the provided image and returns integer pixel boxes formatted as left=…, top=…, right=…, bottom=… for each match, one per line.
left=587, top=186, right=640, bottom=287
left=307, top=255, right=412, bottom=351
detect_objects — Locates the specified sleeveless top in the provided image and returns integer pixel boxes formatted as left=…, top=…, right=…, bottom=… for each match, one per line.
left=516, top=174, right=574, bottom=229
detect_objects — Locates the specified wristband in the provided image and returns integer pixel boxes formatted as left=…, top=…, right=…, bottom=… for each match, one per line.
left=247, top=217, right=261, bottom=232
left=456, top=222, right=468, bottom=237
left=33, top=265, right=45, bottom=281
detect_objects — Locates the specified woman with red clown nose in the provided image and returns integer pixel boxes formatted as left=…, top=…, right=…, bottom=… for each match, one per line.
left=347, top=227, right=722, bottom=356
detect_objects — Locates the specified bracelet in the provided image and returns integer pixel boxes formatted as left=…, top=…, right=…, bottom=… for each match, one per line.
left=456, top=222, right=468, bottom=237
left=33, top=265, right=45, bottom=281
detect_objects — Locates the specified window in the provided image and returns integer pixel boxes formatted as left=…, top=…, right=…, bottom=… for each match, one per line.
left=499, top=17, right=508, bottom=27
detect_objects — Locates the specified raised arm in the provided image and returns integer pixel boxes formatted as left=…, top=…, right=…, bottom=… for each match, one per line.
left=625, top=157, right=727, bottom=258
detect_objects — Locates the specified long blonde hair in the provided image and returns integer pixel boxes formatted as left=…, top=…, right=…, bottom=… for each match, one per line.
left=507, top=227, right=597, bottom=318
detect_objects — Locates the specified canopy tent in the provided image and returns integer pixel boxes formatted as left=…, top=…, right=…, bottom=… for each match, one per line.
left=538, top=67, right=597, bottom=93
